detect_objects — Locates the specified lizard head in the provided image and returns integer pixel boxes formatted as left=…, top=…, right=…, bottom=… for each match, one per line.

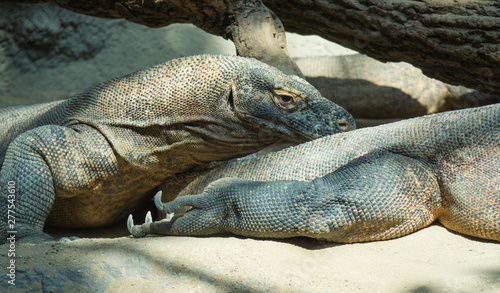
left=149, top=55, right=356, bottom=163
left=228, top=60, right=356, bottom=142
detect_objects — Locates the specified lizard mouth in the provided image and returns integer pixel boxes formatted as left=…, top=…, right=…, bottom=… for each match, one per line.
left=243, top=114, right=352, bottom=142
left=233, top=109, right=354, bottom=143
left=244, top=116, right=317, bottom=142
left=233, top=112, right=311, bottom=141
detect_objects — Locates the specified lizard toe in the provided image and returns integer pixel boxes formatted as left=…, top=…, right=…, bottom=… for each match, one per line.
left=127, top=214, right=145, bottom=237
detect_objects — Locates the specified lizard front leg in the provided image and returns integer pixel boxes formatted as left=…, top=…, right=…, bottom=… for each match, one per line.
left=0, top=124, right=118, bottom=243
left=128, top=178, right=313, bottom=238
left=129, top=151, right=443, bottom=243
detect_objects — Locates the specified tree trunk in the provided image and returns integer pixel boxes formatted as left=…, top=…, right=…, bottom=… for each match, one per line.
left=265, top=0, right=500, bottom=94
left=4, top=0, right=500, bottom=94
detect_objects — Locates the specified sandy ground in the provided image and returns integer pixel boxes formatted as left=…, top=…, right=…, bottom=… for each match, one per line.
left=1, top=224, right=499, bottom=292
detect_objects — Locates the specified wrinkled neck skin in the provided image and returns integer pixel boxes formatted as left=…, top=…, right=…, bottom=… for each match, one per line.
left=169, top=114, right=280, bottom=166
left=95, top=107, right=283, bottom=175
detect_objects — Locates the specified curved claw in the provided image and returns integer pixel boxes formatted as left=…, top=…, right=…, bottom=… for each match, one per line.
left=154, top=191, right=167, bottom=212
left=145, top=211, right=153, bottom=223
left=127, top=214, right=135, bottom=234
left=127, top=214, right=151, bottom=238
left=127, top=214, right=148, bottom=238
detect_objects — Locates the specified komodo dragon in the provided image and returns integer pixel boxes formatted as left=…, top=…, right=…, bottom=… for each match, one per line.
left=129, top=104, right=500, bottom=243
left=0, top=54, right=355, bottom=243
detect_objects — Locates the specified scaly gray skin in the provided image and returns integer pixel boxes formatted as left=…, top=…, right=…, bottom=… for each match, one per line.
left=0, top=54, right=355, bottom=243
left=129, top=104, right=499, bottom=243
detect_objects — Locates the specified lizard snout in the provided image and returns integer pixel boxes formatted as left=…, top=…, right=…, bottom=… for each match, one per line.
left=311, top=115, right=356, bottom=138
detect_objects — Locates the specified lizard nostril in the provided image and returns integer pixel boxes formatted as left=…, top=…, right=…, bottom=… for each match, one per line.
left=338, top=120, right=350, bottom=131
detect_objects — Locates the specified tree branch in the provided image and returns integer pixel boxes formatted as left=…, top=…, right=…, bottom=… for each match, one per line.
left=264, top=0, right=500, bottom=93
left=6, top=0, right=302, bottom=75
left=4, top=0, right=500, bottom=94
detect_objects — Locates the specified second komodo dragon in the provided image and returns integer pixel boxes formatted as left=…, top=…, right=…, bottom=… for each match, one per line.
left=0, top=54, right=355, bottom=243
left=129, top=104, right=499, bottom=242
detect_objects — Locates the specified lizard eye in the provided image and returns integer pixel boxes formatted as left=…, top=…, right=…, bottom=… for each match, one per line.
left=278, top=94, right=294, bottom=105
left=273, top=89, right=298, bottom=110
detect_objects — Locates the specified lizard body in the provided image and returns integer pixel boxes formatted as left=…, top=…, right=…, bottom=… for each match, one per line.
left=0, top=54, right=355, bottom=243
left=130, top=104, right=499, bottom=242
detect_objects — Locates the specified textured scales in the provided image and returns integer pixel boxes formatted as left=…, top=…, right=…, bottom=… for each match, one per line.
left=129, top=104, right=500, bottom=243
left=0, top=54, right=355, bottom=243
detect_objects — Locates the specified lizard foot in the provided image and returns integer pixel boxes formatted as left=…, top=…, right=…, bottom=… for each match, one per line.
left=127, top=210, right=174, bottom=238
left=154, top=190, right=210, bottom=214
left=128, top=181, right=240, bottom=237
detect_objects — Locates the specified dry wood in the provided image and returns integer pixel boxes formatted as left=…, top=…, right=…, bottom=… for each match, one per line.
left=4, top=0, right=500, bottom=94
